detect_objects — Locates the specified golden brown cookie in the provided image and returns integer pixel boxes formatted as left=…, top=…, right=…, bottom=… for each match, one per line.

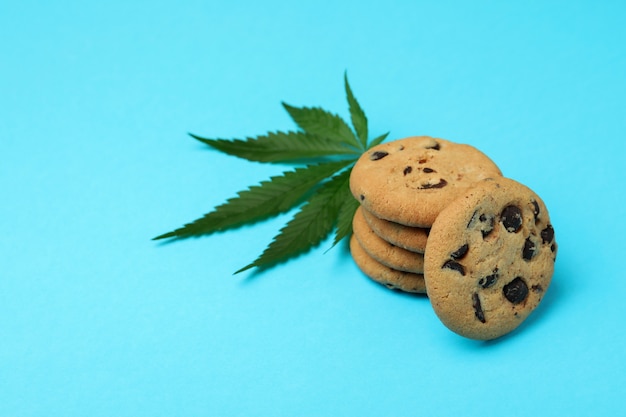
left=352, top=206, right=424, bottom=274
left=350, top=235, right=426, bottom=294
left=424, top=177, right=557, bottom=340
left=360, top=206, right=430, bottom=253
left=349, top=136, right=502, bottom=227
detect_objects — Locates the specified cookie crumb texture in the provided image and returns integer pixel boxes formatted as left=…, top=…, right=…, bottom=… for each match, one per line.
left=424, top=177, right=557, bottom=340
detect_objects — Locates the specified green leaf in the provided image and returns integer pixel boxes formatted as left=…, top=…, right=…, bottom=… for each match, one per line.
left=235, top=168, right=352, bottom=274
left=282, top=103, right=362, bottom=150
left=331, top=180, right=359, bottom=248
left=344, top=73, right=368, bottom=149
left=153, top=159, right=353, bottom=240
left=368, top=132, right=389, bottom=148
left=190, top=131, right=360, bottom=163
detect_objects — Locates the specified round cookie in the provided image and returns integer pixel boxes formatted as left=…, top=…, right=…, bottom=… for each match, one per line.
left=361, top=206, right=430, bottom=253
left=352, top=206, right=425, bottom=274
left=349, top=136, right=503, bottom=227
left=350, top=235, right=426, bottom=294
left=424, top=177, right=557, bottom=340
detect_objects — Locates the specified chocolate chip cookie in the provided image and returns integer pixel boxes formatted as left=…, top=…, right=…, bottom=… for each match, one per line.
left=360, top=206, right=430, bottom=253
left=352, top=206, right=425, bottom=274
left=350, top=235, right=426, bottom=294
left=349, top=136, right=502, bottom=227
left=424, top=177, right=557, bottom=340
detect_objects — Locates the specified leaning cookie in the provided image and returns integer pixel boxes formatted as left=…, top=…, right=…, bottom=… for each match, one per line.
left=350, top=136, right=502, bottom=227
left=360, top=206, right=430, bottom=254
left=424, top=177, right=557, bottom=340
left=353, top=206, right=425, bottom=274
left=350, top=235, right=426, bottom=294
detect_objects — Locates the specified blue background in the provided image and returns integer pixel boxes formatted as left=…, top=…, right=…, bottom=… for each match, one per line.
left=2, top=1, right=625, bottom=416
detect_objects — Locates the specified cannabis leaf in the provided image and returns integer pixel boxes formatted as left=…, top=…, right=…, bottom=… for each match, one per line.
left=153, top=159, right=353, bottom=240
left=190, top=131, right=360, bottom=163
left=345, top=72, right=368, bottom=149
left=235, top=168, right=352, bottom=274
left=281, top=103, right=362, bottom=151
left=154, top=74, right=389, bottom=274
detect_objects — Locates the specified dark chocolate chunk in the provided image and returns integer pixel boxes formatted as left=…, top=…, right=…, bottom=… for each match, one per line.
left=472, top=293, right=486, bottom=323
left=479, top=214, right=495, bottom=238
left=522, top=237, right=537, bottom=261
left=541, top=224, right=555, bottom=244
left=501, top=205, right=523, bottom=233
left=503, top=277, right=529, bottom=304
left=403, top=166, right=413, bottom=175
left=532, top=200, right=540, bottom=221
left=426, top=142, right=441, bottom=150
left=442, top=260, right=465, bottom=276
left=419, top=179, right=448, bottom=189
left=551, top=243, right=556, bottom=253
left=370, top=151, right=389, bottom=161
left=422, top=167, right=436, bottom=173
left=360, top=194, right=365, bottom=201
left=479, top=269, right=499, bottom=289
left=450, top=244, right=469, bottom=260
left=531, top=284, right=544, bottom=293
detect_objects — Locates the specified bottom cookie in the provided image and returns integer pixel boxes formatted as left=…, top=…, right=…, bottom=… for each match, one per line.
left=350, top=235, right=426, bottom=294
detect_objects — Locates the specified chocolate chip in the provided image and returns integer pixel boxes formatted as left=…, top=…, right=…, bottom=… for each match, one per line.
left=479, top=269, right=499, bottom=289
left=419, top=179, right=448, bottom=189
left=532, top=200, right=540, bottom=221
left=503, top=277, right=529, bottom=304
left=360, top=194, right=365, bottom=201
left=450, top=244, right=469, bottom=260
left=522, top=237, right=537, bottom=261
left=426, top=142, right=441, bottom=150
left=501, top=205, right=523, bottom=233
left=531, top=284, right=544, bottom=293
left=479, top=214, right=495, bottom=238
left=418, top=158, right=428, bottom=164
left=472, top=293, right=486, bottom=323
left=551, top=243, right=556, bottom=253
left=423, top=167, right=435, bottom=173
left=370, top=151, right=389, bottom=161
left=403, top=166, right=412, bottom=175
left=541, top=224, right=554, bottom=244
left=442, top=260, right=465, bottom=275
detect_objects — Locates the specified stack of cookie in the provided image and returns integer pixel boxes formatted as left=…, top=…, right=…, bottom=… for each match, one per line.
left=349, top=136, right=502, bottom=294
left=348, top=136, right=557, bottom=340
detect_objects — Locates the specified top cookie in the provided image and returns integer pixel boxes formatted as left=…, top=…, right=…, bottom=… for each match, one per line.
left=349, top=136, right=502, bottom=227
left=424, top=177, right=557, bottom=340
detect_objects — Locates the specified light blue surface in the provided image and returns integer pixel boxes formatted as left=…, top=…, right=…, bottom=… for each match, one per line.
left=2, top=1, right=625, bottom=416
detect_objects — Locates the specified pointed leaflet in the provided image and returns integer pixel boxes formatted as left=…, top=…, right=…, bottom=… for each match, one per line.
left=235, top=168, right=352, bottom=274
left=153, top=159, right=353, bottom=240
left=344, top=73, right=368, bottom=149
left=191, top=131, right=360, bottom=163
left=368, top=132, right=390, bottom=148
left=282, top=103, right=362, bottom=150
left=332, top=182, right=359, bottom=248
